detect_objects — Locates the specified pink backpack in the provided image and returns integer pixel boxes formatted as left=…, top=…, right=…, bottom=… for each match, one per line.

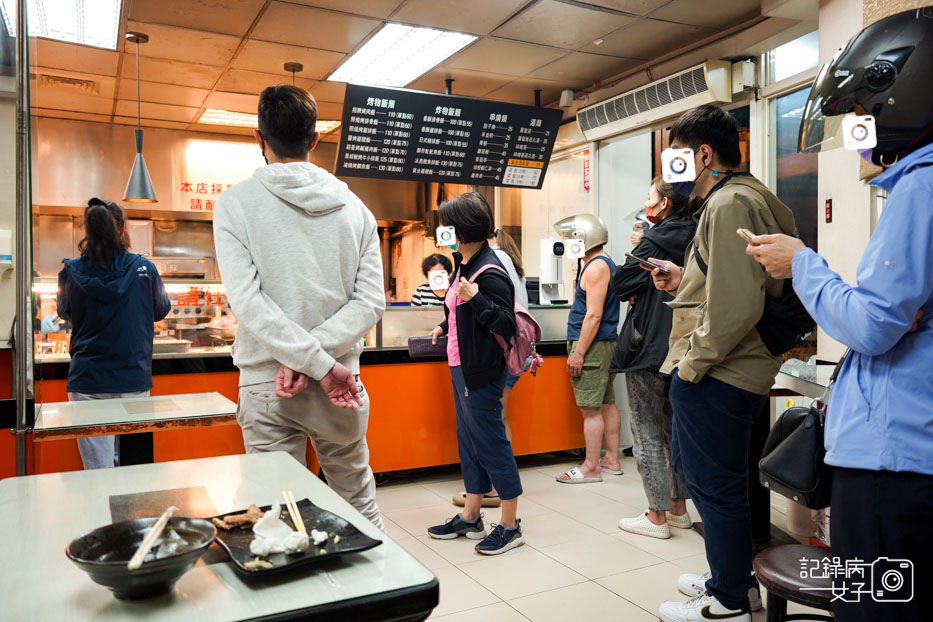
left=468, top=264, right=545, bottom=377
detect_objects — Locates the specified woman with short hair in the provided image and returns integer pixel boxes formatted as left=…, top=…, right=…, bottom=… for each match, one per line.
left=411, top=253, right=453, bottom=306
left=426, top=191, right=524, bottom=555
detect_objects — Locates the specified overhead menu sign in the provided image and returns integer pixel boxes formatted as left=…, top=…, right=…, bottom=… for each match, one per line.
left=335, top=84, right=564, bottom=189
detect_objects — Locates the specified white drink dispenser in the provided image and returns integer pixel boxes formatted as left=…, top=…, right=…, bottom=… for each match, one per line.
left=538, top=237, right=565, bottom=305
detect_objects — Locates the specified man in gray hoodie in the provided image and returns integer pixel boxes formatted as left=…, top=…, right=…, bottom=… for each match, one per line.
left=214, top=85, right=385, bottom=528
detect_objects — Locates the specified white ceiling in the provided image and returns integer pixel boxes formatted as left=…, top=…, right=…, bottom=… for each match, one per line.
left=28, top=0, right=763, bottom=140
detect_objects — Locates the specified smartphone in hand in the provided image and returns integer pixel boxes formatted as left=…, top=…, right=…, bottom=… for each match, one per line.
left=624, top=253, right=671, bottom=275
left=737, top=228, right=758, bottom=245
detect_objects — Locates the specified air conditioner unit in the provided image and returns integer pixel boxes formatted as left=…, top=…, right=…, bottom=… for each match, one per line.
left=577, top=60, right=732, bottom=141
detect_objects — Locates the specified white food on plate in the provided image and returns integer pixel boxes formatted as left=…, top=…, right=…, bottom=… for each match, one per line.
left=247, top=503, right=311, bottom=556
left=284, top=530, right=310, bottom=554
left=310, top=529, right=329, bottom=546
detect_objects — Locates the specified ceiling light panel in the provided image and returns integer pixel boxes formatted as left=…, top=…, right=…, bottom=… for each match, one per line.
left=327, top=23, right=477, bottom=87
left=198, top=109, right=341, bottom=134
left=0, top=0, right=123, bottom=50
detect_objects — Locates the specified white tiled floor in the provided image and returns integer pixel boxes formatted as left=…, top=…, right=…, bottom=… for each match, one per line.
left=376, top=455, right=830, bottom=621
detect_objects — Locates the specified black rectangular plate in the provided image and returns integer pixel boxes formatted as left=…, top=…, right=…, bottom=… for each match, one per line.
left=211, top=499, right=382, bottom=575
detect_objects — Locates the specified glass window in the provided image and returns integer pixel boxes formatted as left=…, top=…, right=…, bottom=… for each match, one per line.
left=771, top=87, right=818, bottom=250
left=652, top=105, right=751, bottom=174
left=768, top=31, right=819, bottom=84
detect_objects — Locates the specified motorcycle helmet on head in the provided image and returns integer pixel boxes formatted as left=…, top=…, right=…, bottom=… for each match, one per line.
left=799, top=7, right=933, bottom=166
left=554, top=213, right=609, bottom=252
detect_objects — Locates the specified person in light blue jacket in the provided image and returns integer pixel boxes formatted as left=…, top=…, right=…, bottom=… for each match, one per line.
left=747, top=10, right=932, bottom=622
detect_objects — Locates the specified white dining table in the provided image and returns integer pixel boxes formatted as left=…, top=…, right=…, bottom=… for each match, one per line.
left=0, top=451, right=438, bottom=621
left=32, top=392, right=238, bottom=440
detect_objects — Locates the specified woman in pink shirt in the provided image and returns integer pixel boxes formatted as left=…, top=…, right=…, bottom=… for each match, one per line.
left=425, top=192, right=524, bottom=556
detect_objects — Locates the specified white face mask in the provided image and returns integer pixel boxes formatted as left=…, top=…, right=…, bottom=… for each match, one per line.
left=428, top=270, right=449, bottom=290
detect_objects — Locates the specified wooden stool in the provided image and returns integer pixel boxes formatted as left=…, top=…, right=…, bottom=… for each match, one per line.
left=753, top=545, right=834, bottom=622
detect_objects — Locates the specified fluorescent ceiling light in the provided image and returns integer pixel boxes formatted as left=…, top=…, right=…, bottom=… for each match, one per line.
left=198, top=109, right=341, bottom=134
left=199, top=109, right=259, bottom=128
left=0, top=0, right=122, bottom=50
left=315, top=120, right=342, bottom=134
left=327, top=23, right=477, bottom=87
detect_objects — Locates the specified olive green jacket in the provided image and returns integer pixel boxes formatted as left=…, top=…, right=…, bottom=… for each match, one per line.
left=660, top=174, right=797, bottom=395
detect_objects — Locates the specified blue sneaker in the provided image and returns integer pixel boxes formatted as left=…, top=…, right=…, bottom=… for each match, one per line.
left=427, top=513, right=486, bottom=540
left=475, top=520, right=524, bottom=555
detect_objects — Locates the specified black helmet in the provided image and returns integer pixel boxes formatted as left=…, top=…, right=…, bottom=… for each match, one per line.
left=798, top=7, right=933, bottom=164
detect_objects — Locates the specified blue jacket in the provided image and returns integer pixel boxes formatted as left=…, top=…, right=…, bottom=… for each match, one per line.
left=792, top=142, right=933, bottom=475
left=57, top=251, right=171, bottom=394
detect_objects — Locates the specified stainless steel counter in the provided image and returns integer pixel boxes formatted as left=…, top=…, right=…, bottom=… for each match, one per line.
left=772, top=363, right=836, bottom=399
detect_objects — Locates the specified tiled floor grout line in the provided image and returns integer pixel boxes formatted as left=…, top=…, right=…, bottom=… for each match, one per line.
left=502, top=599, right=534, bottom=621
left=588, top=578, right=663, bottom=619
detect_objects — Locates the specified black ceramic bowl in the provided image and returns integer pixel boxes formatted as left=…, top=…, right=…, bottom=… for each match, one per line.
left=66, top=517, right=217, bottom=600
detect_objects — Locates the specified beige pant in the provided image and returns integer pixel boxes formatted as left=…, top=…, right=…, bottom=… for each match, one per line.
left=236, top=379, right=383, bottom=531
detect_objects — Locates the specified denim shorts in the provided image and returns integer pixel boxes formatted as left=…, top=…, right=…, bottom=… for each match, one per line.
left=504, top=372, right=521, bottom=390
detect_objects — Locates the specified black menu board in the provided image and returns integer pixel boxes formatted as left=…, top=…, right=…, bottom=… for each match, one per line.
left=335, top=84, right=564, bottom=189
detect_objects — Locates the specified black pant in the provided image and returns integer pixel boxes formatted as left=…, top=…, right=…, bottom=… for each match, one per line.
left=830, top=467, right=933, bottom=622
left=669, top=373, right=768, bottom=610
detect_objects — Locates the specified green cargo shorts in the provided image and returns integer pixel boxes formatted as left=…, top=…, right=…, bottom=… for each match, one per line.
left=567, top=340, right=616, bottom=408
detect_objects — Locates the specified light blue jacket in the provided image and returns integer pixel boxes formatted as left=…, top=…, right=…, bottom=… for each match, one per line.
left=792, top=143, right=933, bottom=475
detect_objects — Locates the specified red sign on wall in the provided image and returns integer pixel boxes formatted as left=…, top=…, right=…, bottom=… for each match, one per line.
left=582, top=150, right=591, bottom=192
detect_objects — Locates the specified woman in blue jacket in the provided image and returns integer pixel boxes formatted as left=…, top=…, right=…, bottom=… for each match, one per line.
left=57, top=198, right=171, bottom=469
left=748, top=10, right=933, bottom=622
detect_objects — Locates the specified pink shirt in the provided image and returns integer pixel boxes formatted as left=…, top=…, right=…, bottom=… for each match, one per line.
left=445, top=268, right=461, bottom=366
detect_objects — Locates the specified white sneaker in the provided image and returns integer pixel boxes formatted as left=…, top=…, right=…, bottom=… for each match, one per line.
left=658, top=592, right=750, bottom=622
left=666, top=510, right=693, bottom=529
left=618, top=512, right=671, bottom=539
left=677, top=572, right=762, bottom=612
left=678, top=571, right=711, bottom=597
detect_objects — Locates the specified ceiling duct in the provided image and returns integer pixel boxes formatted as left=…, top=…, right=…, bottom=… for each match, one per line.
left=576, top=60, right=732, bottom=141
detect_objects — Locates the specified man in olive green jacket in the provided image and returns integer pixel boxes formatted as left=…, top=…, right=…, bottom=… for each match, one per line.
left=647, top=105, right=797, bottom=622
left=663, top=176, right=796, bottom=394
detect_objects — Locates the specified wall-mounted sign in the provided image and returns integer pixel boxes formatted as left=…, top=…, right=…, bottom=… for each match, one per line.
left=335, top=84, right=563, bottom=189
left=583, top=150, right=590, bottom=192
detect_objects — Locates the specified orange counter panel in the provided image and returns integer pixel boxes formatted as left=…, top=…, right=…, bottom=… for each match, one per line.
left=363, top=355, right=582, bottom=473
left=27, top=354, right=582, bottom=475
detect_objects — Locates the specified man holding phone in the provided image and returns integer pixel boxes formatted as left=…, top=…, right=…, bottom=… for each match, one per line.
left=645, top=105, right=798, bottom=622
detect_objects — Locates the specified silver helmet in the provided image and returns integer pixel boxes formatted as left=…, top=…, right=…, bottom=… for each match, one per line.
left=554, top=213, right=609, bottom=252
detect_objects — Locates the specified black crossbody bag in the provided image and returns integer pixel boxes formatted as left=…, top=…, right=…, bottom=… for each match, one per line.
left=757, top=351, right=849, bottom=509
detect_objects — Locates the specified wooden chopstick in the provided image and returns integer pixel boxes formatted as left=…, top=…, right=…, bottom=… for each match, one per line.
left=128, top=506, right=178, bottom=570
left=289, top=491, right=307, bottom=534
left=281, top=490, right=306, bottom=534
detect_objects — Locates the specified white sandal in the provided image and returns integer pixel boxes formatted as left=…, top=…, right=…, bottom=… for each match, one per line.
left=556, top=466, right=602, bottom=484
left=618, top=511, right=672, bottom=539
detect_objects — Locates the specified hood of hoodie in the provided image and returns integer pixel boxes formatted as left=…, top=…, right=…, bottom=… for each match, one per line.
left=253, top=161, right=348, bottom=216
left=643, top=217, right=696, bottom=258
left=63, top=251, right=144, bottom=303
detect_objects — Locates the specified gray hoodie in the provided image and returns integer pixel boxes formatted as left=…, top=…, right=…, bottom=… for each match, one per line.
left=214, top=161, right=385, bottom=386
